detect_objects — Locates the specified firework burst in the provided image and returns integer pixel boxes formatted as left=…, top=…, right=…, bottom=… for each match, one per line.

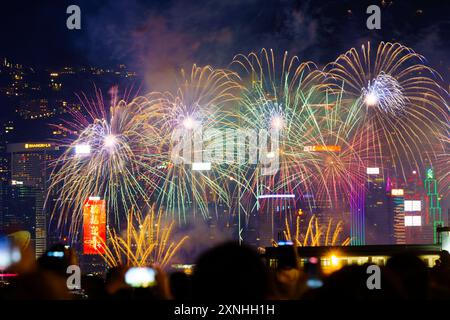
left=326, top=41, right=449, bottom=178
left=229, top=49, right=375, bottom=212
left=47, top=42, right=448, bottom=247
left=362, top=72, right=407, bottom=114
left=47, top=90, right=155, bottom=235
left=229, top=49, right=329, bottom=200
left=100, top=207, right=188, bottom=268
left=280, top=214, right=350, bottom=247
left=139, top=65, right=243, bottom=223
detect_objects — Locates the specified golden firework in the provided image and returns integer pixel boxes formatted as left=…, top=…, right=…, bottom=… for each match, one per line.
left=100, top=207, right=188, bottom=268
left=279, top=214, right=350, bottom=247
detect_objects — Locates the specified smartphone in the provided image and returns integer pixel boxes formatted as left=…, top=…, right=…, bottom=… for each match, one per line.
left=125, top=267, right=157, bottom=288
left=46, top=251, right=65, bottom=258
left=304, top=257, right=323, bottom=288
left=0, top=237, right=21, bottom=270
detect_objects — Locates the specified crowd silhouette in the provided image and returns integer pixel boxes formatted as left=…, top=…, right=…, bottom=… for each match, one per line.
left=1, top=241, right=450, bottom=300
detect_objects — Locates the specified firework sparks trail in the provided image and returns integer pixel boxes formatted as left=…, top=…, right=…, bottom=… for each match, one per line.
left=325, top=41, right=449, bottom=179
left=47, top=90, right=158, bottom=236
left=278, top=214, right=350, bottom=247
left=139, top=65, right=243, bottom=223
left=229, top=48, right=374, bottom=216
left=47, top=43, right=448, bottom=247
left=100, top=207, right=188, bottom=269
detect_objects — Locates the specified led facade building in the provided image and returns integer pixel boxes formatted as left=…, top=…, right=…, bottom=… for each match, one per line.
left=403, top=170, right=429, bottom=244
left=389, top=169, right=439, bottom=245
left=350, top=185, right=365, bottom=245
left=424, top=168, right=445, bottom=243
left=390, top=184, right=406, bottom=244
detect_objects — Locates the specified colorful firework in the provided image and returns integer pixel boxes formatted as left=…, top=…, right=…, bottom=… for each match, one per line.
left=46, top=43, right=448, bottom=248
left=47, top=65, right=242, bottom=235
left=229, top=49, right=325, bottom=194
left=140, top=65, right=243, bottom=223
left=325, top=41, right=449, bottom=178
left=47, top=89, right=156, bottom=235
left=100, top=207, right=188, bottom=268
left=362, top=72, right=407, bottom=114
left=229, top=48, right=371, bottom=213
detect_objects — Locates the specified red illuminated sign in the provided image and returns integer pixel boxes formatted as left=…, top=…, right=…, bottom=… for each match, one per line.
left=83, top=197, right=106, bottom=255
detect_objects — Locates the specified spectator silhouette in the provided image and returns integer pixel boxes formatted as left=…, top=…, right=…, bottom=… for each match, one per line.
left=105, top=266, right=129, bottom=297
left=7, top=270, right=71, bottom=300
left=192, top=242, right=269, bottom=300
left=269, top=245, right=307, bottom=299
left=307, top=264, right=405, bottom=300
left=81, top=275, right=106, bottom=299
left=170, top=271, right=192, bottom=300
left=37, top=244, right=77, bottom=278
left=386, top=253, right=429, bottom=299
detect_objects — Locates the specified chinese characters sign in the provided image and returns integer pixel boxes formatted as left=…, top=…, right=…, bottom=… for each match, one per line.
left=83, top=197, right=106, bottom=254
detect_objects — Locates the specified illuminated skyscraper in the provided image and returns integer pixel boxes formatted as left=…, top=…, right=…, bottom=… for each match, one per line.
left=7, top=142, right=61, bottom=258
left=350, top=184, right=365, bottom=245
left=256, top=193, right=296, bottom=246
left=365, top=170, right=393, bottom=244
left=391, top=189, right=406, bottom=244
left=424, top=168, right=445, bottom=243
left=390, top=169, right=438, bottom=245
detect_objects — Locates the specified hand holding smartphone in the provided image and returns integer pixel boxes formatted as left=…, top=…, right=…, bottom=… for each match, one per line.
left=125, top=267, right=157, bottom=288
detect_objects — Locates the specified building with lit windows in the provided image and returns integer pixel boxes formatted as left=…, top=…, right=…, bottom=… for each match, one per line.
left=389, top=184, right=406, bottom=244
left=424, top=168, right=446, bottom=243
left=256, top=193, right=297, bottom=247
left=388, top=169, right=441, bottom=245
left=365, top=168, right=393, bottom=245
left=265, top=244, right=442, bottom=273
left=6, top=142, right=61, bottom=258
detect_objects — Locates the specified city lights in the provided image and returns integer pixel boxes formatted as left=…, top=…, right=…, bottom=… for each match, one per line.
left=391, top=189, right=404, bottom=196
left=404, top=215, right=422, bottom=227
left=440, top=228, right=450, bottom=253
left=303, top=145, right=342, bottom=152
left=404, top=200, right=422, bottom=212
left=330, top=254, right=339, bottom=267
left=83, top=197, right=106, bottom=255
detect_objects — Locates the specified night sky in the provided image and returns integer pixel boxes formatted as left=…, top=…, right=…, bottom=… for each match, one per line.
left=1, top=0, right=449, bottom=89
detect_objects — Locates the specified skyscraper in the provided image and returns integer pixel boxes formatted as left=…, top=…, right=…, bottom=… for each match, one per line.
left=6, top=142, right=61, bottom=258
left=424, top=168, right=446, bottom=243
left=365, top=170, right=393, bottom=244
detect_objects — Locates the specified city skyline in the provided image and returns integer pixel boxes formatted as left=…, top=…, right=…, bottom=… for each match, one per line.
left=0, top=1, right=449, bottom=306
left=0, top=0, right=447, bottom=268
